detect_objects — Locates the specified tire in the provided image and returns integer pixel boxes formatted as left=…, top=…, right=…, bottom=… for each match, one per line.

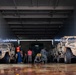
left=64, top=48, right=72, bottom=64
left=6, top=55, right=10, bottom=63
left=5, top=53, right=10, bottom=63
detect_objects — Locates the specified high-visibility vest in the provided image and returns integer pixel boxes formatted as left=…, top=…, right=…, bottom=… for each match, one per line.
left=16, top=46, right=20, bottom=52
left=28, top=50, right=32, bottom=56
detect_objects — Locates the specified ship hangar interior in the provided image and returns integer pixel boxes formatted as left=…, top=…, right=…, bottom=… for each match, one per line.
left=0, top=0, right=76, bottom=75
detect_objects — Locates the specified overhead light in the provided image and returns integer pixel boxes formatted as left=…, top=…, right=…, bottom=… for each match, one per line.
left=19, top=39, right=36, bottom=41
left=54, top=39, right=61, bottom=41
left=3, top=39, right=18, bottom=42
left=37, top=39, right=52, bottom=41
left=19, top=39, right=53, bottom=42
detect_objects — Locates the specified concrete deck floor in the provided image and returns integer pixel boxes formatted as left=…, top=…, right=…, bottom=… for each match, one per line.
left=0, top=64, right=76, bottom=75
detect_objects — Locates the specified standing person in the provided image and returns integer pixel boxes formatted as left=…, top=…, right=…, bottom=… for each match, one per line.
left=27, top=48, right=32, bottom=63
left=16, top=46, right=23, bottom=63
left=23, top=53, right=27, bottom=63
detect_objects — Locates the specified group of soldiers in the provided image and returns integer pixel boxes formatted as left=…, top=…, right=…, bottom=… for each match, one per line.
left=16, top=46, right=48, bottom=64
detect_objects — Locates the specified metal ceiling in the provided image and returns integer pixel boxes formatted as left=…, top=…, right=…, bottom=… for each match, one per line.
left=0, top=0, right=74, bottom=39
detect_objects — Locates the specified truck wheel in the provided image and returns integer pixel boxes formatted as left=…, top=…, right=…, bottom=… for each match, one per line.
left=6, top=55, right=10, bottom=63
left=64, top=48, right=72, bottom=64
left=5, top=54, right=10, bottom=63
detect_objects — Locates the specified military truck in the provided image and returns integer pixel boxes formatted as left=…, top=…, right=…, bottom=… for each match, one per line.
left=54, top=36, right=76, bottom=63
left=0, top=43, right=15, bottom=63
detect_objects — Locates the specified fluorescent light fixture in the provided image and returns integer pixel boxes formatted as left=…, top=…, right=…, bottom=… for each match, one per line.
left=1, top=39, right=53, bottom=42
left=19, top=39, right=53, bottom=42
left=19, top=39, right=36, bottom=41
left=37, top=39, right=53, bottom=41
left=54, top=39, right=61, bottom=41
left=3, top=39, right=17, bottom=42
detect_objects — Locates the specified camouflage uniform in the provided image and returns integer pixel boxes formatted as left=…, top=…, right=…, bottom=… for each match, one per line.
left=41, top=48, right=48, bottom=63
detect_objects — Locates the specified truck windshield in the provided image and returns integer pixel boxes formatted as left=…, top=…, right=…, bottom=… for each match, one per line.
left=0, top=44, right=8, bottom=48
left=68, top=38, right=76, bottom=43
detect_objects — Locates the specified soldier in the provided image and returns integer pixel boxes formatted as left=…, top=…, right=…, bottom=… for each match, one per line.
left=40, top=48, right=48, bottom=63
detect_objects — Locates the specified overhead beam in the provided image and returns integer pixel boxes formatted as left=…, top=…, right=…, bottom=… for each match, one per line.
left=15, top=32, right=55, bottom=34
left=2, top=11, right=50, bottom=14
left=15, top=33, right=55, bottom=35
left=0, top=6, right=74, bottom=10
left=12, top=28, right=58, bottom=31
left=2, top=10, right=73, bottom=15
left=16, top=35, right=55, bottom=39
left=17, top=34, right=55, bottom=36
left=10, top=25, right=61, bottom=29
left=8, top=21, right=63, bottom=25
left=3, top=15, right=68, bottom=19
left=9, top=23, right=63, bottom=25
left=12, top=30, right=58, bottom=32
left=15, top=34, right=55, bottom=37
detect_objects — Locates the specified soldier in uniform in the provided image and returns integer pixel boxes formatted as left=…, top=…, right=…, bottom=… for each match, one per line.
left=40, top=48, right=48, bottom=63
